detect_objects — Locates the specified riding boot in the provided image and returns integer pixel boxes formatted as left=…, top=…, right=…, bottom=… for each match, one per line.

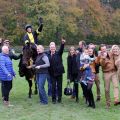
left=28, top=89, right=32, bottom=98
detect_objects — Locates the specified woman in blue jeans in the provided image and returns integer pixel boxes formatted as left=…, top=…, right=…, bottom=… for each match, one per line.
left=35, top=45, right=50, bottom=104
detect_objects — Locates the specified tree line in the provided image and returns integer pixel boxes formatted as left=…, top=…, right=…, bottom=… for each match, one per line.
left=0, top=0, right=120, bottom=45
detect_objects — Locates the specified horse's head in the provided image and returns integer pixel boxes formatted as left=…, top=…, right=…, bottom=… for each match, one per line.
left=22, top=43, right=37, bottom=66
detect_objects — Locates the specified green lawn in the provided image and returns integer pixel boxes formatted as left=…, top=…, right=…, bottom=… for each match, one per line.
left=0, top=52, right=120, bottom=120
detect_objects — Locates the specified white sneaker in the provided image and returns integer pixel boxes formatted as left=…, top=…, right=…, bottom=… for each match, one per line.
left=8, top=104, right=14, bottom=107
left=3, top=101, right=14, bottom=107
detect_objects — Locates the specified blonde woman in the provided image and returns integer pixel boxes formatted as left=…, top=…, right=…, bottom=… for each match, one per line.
left=111, top=45, right=120, bottom=81
left=35, top=45, right=50, bottom=105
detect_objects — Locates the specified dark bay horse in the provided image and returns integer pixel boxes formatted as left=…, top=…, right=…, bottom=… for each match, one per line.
left=18, top=43, right=38, bottom=98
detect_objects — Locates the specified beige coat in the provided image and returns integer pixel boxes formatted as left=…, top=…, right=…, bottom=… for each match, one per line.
left=113, top=54, right=120, bottom=80
left=98, top=52, right=117, bottom=73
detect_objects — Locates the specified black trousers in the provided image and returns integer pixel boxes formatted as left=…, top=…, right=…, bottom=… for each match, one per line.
left=1, top=81, right=12, bottom=101
left=81, top=82, right=95, bottom=107
left=51, top=75, right=62, bottom=102
left=81, top=82, right=87, bottom=101
left=73, top=80, right=79, bottom=100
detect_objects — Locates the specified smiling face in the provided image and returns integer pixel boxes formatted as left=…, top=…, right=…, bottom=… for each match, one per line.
left=100, top=46, right=107, bottom=54
left=37, top=45, right=44, bottom=54
left=84, top=49, right=89, bottom=55
left=2, top=46, right=9, bottom=54
left=88, top=48, right=94, bottom=56
left=112, top=45, right=120, bottom=56
left=27, top=27, right=32, bottom=33
left=69, top=47, right=75, bottom=56
left=50, top=44, right=56, bottom=54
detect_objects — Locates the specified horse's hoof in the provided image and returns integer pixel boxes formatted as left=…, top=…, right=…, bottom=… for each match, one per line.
left=28, top=96, right=32, bottom=99
left=34, top=90, right=38, bottom=95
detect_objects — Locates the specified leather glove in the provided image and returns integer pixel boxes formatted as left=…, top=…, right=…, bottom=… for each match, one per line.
left=39, top=17, right=43, bottom=25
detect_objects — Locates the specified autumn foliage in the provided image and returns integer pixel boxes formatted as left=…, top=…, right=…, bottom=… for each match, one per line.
left=0, top=0, right=120, bottom=44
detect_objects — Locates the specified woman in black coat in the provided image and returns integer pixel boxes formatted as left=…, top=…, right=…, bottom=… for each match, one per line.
left=67, top=46, right=79, bottom=102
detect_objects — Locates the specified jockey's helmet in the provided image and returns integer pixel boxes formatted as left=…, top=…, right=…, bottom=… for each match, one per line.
left=25, top=24, right=32, bottom=31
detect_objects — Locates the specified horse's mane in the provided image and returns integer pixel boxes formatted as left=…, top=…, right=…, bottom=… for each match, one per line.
left=22, top=43, right=37, bottom=66
left=18, top=43, right=37, bottom=78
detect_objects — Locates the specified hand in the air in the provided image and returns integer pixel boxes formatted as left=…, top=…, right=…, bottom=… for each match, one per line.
left=61, top=38, right=66, bottom=44
left=39, top=17, right=43, bottom=24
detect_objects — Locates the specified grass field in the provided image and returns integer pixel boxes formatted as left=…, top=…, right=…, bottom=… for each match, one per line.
left=0, top=52, right=120, bottom=120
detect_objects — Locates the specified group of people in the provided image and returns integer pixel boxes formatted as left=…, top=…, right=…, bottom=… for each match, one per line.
left=0, top=21, right=120, bottom=109
left=67, top=42, right=120, bottom=109
left=67, top=42, right=98, bottom=108
left=0, top=36, right=65, bottom=106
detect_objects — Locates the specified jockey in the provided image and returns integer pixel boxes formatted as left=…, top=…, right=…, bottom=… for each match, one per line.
left=23, top=17, right=43, bottom=45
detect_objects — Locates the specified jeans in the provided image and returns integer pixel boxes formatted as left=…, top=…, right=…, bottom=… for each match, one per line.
left=84, top=67, right=92, bottom=80
left=47, top=74, right=52, bottom=96
left=37, top=73, right=48, bottom=104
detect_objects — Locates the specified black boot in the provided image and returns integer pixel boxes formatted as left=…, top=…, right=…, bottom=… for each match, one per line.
left=58, top=98, right=62, bottom=103
left=76, top=98, right=79, bottom=103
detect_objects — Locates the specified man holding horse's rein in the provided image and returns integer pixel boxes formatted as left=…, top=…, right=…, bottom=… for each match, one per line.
left=3, top=40, right=21, bottom=60
left=23, top=17, right=43, bottom=46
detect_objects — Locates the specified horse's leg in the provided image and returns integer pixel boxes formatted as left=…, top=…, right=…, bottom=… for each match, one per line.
left=34, top=76, right=38, bottom=95
left=27, top=79, right=32, bottom=98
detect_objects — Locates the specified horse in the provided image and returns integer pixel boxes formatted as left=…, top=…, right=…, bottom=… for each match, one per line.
left=18, top=43, right=38, bottom=98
